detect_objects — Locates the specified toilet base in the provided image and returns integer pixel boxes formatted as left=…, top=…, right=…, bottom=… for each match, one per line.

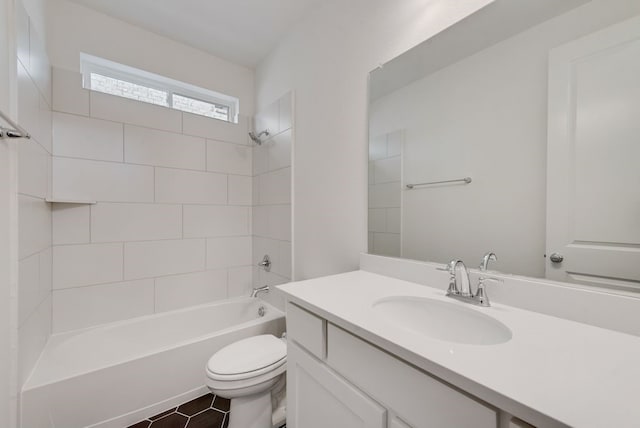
left=228, top=392, right=272, bottom=428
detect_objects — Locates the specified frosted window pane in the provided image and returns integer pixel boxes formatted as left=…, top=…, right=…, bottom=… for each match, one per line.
left=90, top=73, right=168, bottom=107
left=173, top=94, right=229, bottom=121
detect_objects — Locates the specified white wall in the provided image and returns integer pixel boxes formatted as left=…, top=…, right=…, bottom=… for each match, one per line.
left=15, top=0, right=52, bottom=418
left=369, top=0, right=640, bottom=278
left=47, top=0, right=255, bottom=116
left=255, top=0, right=494, bottom=280
left=0, top=0, right=18, bottom=424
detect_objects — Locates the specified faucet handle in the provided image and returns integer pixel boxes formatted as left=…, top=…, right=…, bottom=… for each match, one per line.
left=474, top=275, right=503, bottom=307
left=437, top=260, right=459, bottom=295
left=436, top=260, right=456, bottom=274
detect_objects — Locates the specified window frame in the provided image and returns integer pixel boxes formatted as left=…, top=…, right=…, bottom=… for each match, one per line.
left=80, top=53, right=239, bottom=123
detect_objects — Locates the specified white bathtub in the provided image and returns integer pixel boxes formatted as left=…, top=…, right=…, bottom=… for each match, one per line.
left=21, top=298, right=285, bottom=428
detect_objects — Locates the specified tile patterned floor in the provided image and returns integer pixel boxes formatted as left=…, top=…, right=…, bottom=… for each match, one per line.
left=127, top=393, right=286, bottom=428
left=127, top=394, right=229, bottom=428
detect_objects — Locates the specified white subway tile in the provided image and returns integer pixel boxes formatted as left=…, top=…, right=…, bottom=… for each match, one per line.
left=387, top=130, right=403, bottom=156
left=252, top=144, right=268, bottom=176
left=17, top=249, right=50, bottom=328
left=255, top=101, right=279, bottom=136
left=18, top=296, right=51, bottom=386
left=259, top=167, right=291, bottom=205
left=52, top=68, right=89, bottom=116
left=265, top=129, right=291, bottom=171
left=368, top=209, right=387, bottom=233
left=206, top=140, right=252, bottom=175
left=90, top=91, right=182, bottom=133
left=252, top=205, right=269, bottom=238
left=252, top=176, right=260, bottom=206
left=91, top=203, right=182, bottom=243
left=37, top=95, right=52, bottom=153
left=258, top=274, right=287, bottom=309
left=125, top=125, right=205, bottom=170
left=155, top=270, right=227, bottom=312
left=16, top=1, right=29, bottom=70
left=53, top=243, right=123, bottom=289
left=18, top=254, right=41, bottom=327
left=369, top=182, right=401, bottom=208
left=206, top=236, right=252, bottom=269
left=124, top=239, right=205, bottom=280
left=39, top=247, right=52, bottom=294
left=374, top=156, right=401, bottom=184
left=28, top=25, right=51, bottom=106
left=253, top=236, right=279, bottom=273
left=258, top=270, right=289, bottom=288
left=369, top=134, right=387, bottom=161
left=228, top=266, right=253, bottom=298
left=18, top=139, right=49, bottom=198
left=155, top=168, right=227, bottom=204
left=372, top=233, right=401, bottom=257
left=53, top=279, right=154, bottom=332
left=228, top=175, right=252, bottom=206
left=17, top=62, right=40, bottom=146
left=52, top=204, right=90, bottom=245
left=268, top=205, right=292, bottom=241
left=278, top=241, right=292, bottom=279
left=52, top=157, right=154, bottom=202
left=53, top=112, right=123, bottom=161
left=279, top=93, right=292, bottom=131
left=19, top=195, right=51, bottom=259
left=183, top=113, right=249, bottom=145
left=387, top=208, right=401, bottom=234
left=184, top=205, right=250, bottom=238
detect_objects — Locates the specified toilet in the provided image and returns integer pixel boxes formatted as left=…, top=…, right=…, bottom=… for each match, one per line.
left=206, top=334, right=287, bottom=428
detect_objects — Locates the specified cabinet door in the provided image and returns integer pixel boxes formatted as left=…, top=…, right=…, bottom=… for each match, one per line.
left=287, top=342, right=386, bottom=428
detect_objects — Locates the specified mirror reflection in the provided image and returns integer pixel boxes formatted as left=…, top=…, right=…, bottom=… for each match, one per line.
left=368, top=0, right=640, bottom=293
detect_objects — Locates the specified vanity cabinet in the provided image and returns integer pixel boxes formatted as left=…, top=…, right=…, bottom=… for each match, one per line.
left=288, top=341, right=387, bottom=428
left=286, top=302, right=507, bottom=428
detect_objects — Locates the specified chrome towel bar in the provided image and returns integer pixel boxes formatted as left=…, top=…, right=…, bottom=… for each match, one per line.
left=0, top=109, right=30, bottom=140
left=406, top=176, right=472, bottom=189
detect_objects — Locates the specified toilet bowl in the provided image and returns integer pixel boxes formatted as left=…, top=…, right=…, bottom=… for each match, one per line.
left=206, top=334, right=286, bottom=428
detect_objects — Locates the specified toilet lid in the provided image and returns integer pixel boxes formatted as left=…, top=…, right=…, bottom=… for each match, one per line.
left=207, top=334, right=286, bottom=377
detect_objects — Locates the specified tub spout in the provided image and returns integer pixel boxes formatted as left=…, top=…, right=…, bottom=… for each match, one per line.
left=251, top=285, right=270, bottom=298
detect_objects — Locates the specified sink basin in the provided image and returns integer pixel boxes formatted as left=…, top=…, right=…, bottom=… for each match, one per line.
left=372, top=296, right=512, bottom=345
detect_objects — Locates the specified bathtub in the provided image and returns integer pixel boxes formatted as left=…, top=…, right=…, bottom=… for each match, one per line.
left=21, top=298, right=285, bottom=428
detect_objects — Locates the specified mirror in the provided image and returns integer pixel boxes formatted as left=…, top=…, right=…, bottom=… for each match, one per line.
left=368, top=0, right=640, bottom=293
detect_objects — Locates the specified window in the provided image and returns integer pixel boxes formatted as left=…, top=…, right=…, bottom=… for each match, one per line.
left=80, top=53, right=239, bottom=123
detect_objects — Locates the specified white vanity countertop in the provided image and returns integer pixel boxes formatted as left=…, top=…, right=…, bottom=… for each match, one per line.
left=278, top=270, right=640, bottom=428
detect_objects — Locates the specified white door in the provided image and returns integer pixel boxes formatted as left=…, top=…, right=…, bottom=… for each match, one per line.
left=287, top=342, right=386, bottom=428
left=546, top=15, right=640, bottom=292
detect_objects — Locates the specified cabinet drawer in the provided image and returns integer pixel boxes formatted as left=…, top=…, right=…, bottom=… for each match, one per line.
left=327, top=324, right=498, bottom=428
left=286, top=302, right=325, bottom=359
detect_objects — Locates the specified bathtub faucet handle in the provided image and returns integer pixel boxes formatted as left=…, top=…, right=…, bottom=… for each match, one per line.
left=251, top=285, right=270, bottom=298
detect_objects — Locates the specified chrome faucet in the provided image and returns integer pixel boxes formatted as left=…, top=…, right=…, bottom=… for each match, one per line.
left=251, top=285, right=270, bottom=298
left=437, top=252, right=502, bottom=307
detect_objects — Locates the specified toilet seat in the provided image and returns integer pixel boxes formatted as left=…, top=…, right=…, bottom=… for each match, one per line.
left=206, top=334, right=286, bottom=382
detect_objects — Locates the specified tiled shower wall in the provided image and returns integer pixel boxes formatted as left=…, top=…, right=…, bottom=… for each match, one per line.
left=15, top=0, right=53, bottom=389
left=368, top=130, right=401, bottom=257
left=50, top=68, right=255, bottom=332
left=252, top=93, right=293, bottom=308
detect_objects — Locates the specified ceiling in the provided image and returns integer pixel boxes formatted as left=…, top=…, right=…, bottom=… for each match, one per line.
left=68, top=0, right=322, bottom=68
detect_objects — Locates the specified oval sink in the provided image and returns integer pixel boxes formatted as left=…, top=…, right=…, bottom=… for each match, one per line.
left=372, top=296, right=512, bottom=345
